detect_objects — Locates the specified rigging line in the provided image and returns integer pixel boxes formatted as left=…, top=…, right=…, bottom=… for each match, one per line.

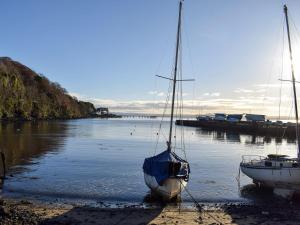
left=174, top=29, right=185, bottom=157
left=175, top=32, right=184, bottom=153
left=174, top=82, right=179, bottom=153
left=179, top=180, right=223, bottom=225
left=279, top=20, right=285, bottom=120
left=182, top=8, right=196, bottom=77
left=174, top=53, right=181, bottom=152
left=280, top=103, right=293, bottom=140
left=262, top=14, right=285, bottom=110
left=153, top=14, right=179, bottom=76
left=182, top=7, right=197, bottom=117
left=174, top=63, right=183, bottom=152
left=279, top=101, right=294, bottom=152
left=154, top=80, right=172, bottom=155
left=289, top=10, right=300, bottom=44
left=179, top=38, right=187, bottom=160
left=155, top=2, right=181, bottom=155
left=281, top=85, right=294, bottom=119
left=171, top=8, right=182, bottom=152
left=143, top=81, right=157, bottom=143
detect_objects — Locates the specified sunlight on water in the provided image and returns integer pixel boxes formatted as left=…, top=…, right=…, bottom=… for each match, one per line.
left=0, top=119, right=297, bottom=204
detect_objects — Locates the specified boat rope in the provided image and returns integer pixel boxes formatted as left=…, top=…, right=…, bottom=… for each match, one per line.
left=289, top=10, right=300, bottom=45
left=179, top=180, right=223, bottom=225
left=278, top=19, right=285, bottom=121
left=153, top=80, right=172, bottom=156
left=235, top=166, right=241, bottom=192
left=179, top=42, right=187, bottom=160
left=262, top=14, right=285, bottom=111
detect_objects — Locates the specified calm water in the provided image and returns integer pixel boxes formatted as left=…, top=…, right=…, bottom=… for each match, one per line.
left=0, top=119, right=297, bottom=205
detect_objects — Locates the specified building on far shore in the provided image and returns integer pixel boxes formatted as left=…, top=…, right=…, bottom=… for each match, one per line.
left=96, top=107, right=109, bottom=116
left=245, top=114, right=266, bottom=122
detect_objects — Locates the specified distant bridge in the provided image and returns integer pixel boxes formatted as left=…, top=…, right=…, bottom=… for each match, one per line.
left=121, top=115, right=157, bottom=119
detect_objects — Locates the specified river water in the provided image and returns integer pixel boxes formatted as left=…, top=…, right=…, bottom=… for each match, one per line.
left=0, top=119, right=297, bottom=205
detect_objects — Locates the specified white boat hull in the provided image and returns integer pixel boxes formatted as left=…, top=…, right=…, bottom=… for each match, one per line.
left=144, top=173, right=187, bottom=200
left=240, top=165, right=300, bottom=190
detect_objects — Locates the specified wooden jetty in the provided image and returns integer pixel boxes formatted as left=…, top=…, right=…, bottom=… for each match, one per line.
left=176, top=119, right=296, bottom=139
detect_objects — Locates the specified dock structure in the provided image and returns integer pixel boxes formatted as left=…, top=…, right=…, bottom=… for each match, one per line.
left=176, top=119, right=296, bottom=139
left=122, top=115, right=157, bottom=119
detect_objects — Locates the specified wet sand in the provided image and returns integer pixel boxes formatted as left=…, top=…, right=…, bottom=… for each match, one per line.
left=1, top=198, right=300, bottom=225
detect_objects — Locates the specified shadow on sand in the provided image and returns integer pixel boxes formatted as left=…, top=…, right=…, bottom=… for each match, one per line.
left=41, top=193, right=168, bottom=225
left=41, top=206, right=163, bottom=225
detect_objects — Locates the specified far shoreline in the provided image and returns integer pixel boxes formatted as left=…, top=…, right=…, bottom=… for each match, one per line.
left=0, top=113, right=122, bottom=122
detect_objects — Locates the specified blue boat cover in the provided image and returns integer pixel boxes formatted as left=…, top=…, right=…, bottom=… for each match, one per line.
left=143, top=150, right=190, bottom=185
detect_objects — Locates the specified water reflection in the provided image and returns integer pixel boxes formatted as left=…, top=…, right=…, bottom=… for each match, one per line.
left=239, top=184, right=278, bottom=203
left=0, top=121, right=69, bottom=173
left=244, top=136, right=265, bottom=146
left=1, top=119, right=297, bottom=204
left=275, top=137, right=283, bottom=144
left=195, top=128, right=295, bottom=146
left=226, top=132, right=241, bottom=143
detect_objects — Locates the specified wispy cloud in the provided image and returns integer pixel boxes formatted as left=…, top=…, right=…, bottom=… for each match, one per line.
left=254, top=83, right=290, bottom=88
left=234, top=88, right=254, bottom=93
left=69, top=82, right=295, bottom=117
left=203, top=92, right=220, bottom=97
left=148, top=91, right=165, bottom=97
left=234, top=88, right=267, bottom=94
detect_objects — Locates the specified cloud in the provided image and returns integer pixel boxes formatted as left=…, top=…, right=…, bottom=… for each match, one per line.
left=254, top=83, right=290, bottom=88
left=69, top=88, right=294, bottom=117
left=233, top=87, right=266, bottom=94
left=211, top=92, right=220, bottom=97
left=234, top=88, right=253, bottom=93
left=148, top=91, right=165, bottom=97
left=203, top=92, right=220, bottom=97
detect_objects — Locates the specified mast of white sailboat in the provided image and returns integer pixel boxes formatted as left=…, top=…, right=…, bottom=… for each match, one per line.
left=168, top=0, right=183, bottom=152
left=284, top=5, right=300, bottom=158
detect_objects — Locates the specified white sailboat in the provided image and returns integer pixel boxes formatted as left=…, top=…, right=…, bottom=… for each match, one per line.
left=240, top=5, right=300, bottom=198
left=142, top=0, right=190, bottom=200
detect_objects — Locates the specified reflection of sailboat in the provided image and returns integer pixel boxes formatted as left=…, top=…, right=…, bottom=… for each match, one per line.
left=240, top=5, right=300, bottom=198
left=142, top=0, right=190, bottom=200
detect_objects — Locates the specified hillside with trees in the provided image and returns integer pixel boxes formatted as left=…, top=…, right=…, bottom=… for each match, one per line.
left=0, top=57, right=95, bottom=120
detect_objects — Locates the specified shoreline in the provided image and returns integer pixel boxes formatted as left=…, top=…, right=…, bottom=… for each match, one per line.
left=1, top=198, right=300, bottom=224
left=0, top=114, right=122, bottom=122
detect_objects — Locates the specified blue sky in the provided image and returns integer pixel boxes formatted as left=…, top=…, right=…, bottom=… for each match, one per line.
left=2, top=0, right=300, bottom=116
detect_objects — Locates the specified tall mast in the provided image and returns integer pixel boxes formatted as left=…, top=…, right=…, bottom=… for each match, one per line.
left=284, top=5, right=300, bottom=158
left=168, top=0, right=183, bottom=151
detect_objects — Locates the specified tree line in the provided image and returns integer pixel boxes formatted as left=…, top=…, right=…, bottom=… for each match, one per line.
left=0, top=57, right=95, bottom=120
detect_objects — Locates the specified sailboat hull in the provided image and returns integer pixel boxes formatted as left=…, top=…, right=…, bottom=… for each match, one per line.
left=144, top=173, right=187, bottom=200
left=241, top=164, right=300, bottom=190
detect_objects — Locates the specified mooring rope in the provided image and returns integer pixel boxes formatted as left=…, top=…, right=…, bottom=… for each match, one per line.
left=180, top=180, right=223, bottom=224
left=236, top=166, right=241, bottom=191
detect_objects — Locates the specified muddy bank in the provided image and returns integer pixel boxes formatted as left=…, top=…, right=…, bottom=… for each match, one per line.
left=1, top=198, right=300, bottom=225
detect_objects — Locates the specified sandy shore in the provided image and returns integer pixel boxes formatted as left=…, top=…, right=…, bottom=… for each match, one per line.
left=1, top=199, right=300, bottom=225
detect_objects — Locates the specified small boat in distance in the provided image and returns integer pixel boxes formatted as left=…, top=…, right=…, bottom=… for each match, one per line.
left=240, top=5, right=300, bottom=198
left=142, top=0, right=190, bottom=200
